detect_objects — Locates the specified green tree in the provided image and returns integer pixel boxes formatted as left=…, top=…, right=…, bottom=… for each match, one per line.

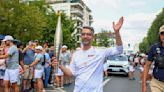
left=0, top=0, right=76, bottom=49
left=61, top=14, right=76, bottom=49
left=41, top=12, right=76, bottom=49
left=139, top=8, right=164, bottom=52
left=139, top=37, right=149, bottom=53
left=27, top=0, right=76, bottom=49
left=0, top=0, right=47, bottom=42
left=95, top=29, right=113, bottom=47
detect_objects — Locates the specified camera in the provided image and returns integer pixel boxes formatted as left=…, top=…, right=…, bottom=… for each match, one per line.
left=154, top=56, right=164, bottom=69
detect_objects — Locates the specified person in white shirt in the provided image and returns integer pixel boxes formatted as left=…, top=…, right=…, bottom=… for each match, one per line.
left=53, top=17, right=124, bottom=92
left=29, top=46, right=44, bottom=92
left=0, top=35, right=20, bottom=92
left=60, top=45, right=72, bottom=85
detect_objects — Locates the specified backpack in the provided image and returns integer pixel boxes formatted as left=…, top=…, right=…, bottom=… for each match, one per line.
left=42, top=54, right=46, bottom=66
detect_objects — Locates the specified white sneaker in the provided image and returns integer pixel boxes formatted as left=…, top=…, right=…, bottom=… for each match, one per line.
left=146, top=81, right=150, bottom=83
left=139, top=80, right=142, bottom=83
left=60, top=86, right=64, bottom=88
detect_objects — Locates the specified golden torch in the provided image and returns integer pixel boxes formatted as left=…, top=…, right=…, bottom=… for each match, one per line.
left=54, top=11, right=63, bottom=72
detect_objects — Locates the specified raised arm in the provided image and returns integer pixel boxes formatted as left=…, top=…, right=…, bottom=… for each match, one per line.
left=113, top=17, right=124, bottom=46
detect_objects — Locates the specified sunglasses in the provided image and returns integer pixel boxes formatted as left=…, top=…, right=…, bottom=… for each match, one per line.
left=160, top=32, right=164, bottom=35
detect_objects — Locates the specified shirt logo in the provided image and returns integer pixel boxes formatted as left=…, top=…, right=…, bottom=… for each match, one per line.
left=88, top=54, right=94, bottom=57
left=83, top=62, right=88, bottom=66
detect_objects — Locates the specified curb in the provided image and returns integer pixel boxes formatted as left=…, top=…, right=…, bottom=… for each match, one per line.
left=103, top=78, right=112, bottom=86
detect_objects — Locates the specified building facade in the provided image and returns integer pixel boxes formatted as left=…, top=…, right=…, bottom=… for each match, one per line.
left=47, top=0, right=93, bottom=46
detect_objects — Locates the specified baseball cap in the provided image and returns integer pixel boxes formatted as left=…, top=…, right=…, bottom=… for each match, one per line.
left=62, top=45, right=67, bottom=49
left=159, top=25, right=164, bottom=34
left=34, top=40, right=39, bottom=42
left=3, top=35, right=14, bottom=41
left=35, top=46, right=43, bottom=50
left=29, top=41, right=33, bottom=45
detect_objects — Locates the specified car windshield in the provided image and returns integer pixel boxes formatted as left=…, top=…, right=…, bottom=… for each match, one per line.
left=107, top=55, right=128, bottom=61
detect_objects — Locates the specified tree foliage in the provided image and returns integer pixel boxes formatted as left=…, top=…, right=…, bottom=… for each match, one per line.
left=0, top=0, right=76, bottom=49
left=139, top=8, right=164, bottom=52
left=0, top=0, right=47, bottom=42
left=95, top=29, right=114, bottom=47
left=139, top=37, right=149, bottom=53
left=41, top=12, right=76, bottom=49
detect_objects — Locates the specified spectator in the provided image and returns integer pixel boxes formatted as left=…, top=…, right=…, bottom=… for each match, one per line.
left=29, top=46, right=44, bottom=92
left=43, top=48, right=51, bottom=88
left=60, top=45, right=71, bottom=85
left=22, top=41, right=35, bottom=92
left=0, top=35, right=20, bottom=92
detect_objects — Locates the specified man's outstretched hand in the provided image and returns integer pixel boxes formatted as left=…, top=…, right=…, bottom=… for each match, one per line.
left=113, top=17, right=124, bottom=33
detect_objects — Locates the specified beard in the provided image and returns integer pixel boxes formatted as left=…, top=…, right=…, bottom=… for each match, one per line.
left=5, top=43, right=10, bottom=46
left=82, top=40, right=91, bottom=46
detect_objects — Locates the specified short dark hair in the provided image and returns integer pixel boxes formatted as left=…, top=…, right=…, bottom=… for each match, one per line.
left=45, top=48, right=49, bottom=53
left=13, top=40, right=22, bottom=48
left=82, top=26, right=94, bottom=34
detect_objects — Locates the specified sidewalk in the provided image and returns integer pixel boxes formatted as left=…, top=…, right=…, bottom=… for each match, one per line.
left=43, top=85, right=66, bottom=92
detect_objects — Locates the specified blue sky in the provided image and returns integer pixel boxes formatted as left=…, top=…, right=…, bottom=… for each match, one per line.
left=83, top=0, right=164, bottom=49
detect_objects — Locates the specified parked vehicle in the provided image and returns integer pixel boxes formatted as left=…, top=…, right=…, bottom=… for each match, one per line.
left=106, top=55, right=129, bottom=76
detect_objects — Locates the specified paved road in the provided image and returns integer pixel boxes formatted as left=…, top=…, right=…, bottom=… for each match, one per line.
left=103, top=69, right=151, bottom=92
left=45, top=71, right=151, bottom=92
left=104, top=75, right=151, bottom=92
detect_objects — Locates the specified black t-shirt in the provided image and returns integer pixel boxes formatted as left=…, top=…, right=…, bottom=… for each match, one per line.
left=19, top=50, right=24, bottom=64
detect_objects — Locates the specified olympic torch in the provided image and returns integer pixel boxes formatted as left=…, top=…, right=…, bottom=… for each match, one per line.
left=54, top=11, right=63, bottom=72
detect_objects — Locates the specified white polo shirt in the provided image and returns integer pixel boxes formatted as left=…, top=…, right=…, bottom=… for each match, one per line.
left=69, top=46, right=123, bottom=92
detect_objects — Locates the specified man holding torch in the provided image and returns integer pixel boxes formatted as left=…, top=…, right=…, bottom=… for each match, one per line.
left=53, top=16, right=124, bottom=92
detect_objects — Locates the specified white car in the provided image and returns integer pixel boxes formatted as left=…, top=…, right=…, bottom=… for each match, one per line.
left=106, top=55, right=129, bottom=76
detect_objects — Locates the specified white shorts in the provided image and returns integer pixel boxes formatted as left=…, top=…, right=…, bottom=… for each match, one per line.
left=139, top=66, right=144, bottom=72
left=4, top=69, right=19, bottom=83
left=34, top=69, right=44, bottom=79
left=55, top=68, right=63, bottom=76
left=129, top=65, right=135, bottom=72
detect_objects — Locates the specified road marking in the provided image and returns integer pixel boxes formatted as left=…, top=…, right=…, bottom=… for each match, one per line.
left=103, top=78, right=112, bottom=86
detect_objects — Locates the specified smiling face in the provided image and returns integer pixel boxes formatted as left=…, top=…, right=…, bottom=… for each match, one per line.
left=81, top=28, right=94, bottom=47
